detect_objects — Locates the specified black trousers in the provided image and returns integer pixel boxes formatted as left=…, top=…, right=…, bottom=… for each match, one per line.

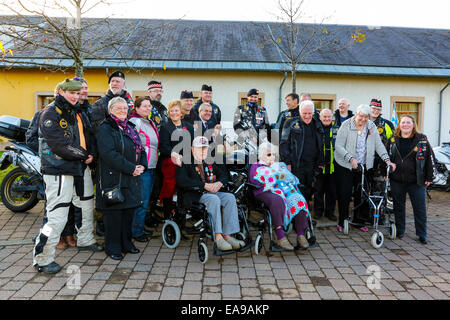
left=293, top=162, right=316, bottom=206
left=102, top=208, right=135, bottom=255
left=314, top=172, right=337, bottom=216
left=335, top=163, right=371, bottom=227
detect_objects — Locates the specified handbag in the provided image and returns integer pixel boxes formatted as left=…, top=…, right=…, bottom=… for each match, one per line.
left=99, top=129, right=125, bottom=206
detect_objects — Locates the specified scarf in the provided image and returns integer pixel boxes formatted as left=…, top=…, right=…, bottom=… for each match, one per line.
left=110, top=114, right=143, bottom=156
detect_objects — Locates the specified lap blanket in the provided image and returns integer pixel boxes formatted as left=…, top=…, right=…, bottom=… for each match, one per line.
left=252, top=162, right=310, bottom=229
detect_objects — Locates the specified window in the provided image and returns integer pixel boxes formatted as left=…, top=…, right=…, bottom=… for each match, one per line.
left=310, top=94, right=336, bottom=112
left=238, top=92, right=265, bottom=106
left=390, top=96, right=424, bottom=130
left=35, top=92, right=103, bottom=111
left=132, top=90, right=148, bottom=101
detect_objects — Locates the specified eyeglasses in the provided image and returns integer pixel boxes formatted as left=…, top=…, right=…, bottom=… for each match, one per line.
left=149, top=89, right=163, bottom=93
left=113, top=107, right=128, bottom=111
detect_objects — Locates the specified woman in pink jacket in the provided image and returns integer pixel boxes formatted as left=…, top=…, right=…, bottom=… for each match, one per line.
left=128, top=97, right=159, bottom=242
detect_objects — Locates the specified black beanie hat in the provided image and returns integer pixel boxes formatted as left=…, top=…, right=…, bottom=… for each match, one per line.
left=180, top=90, right=194, bottom=99
left=370, top=99, right=382, bottom=107
left=148, top=80, right=162, bottom=90
left=108, top=70, right=125, bottom=84
left=247, top=88, right=259, bottom=97
left=201, top=84, right=212, bottom=92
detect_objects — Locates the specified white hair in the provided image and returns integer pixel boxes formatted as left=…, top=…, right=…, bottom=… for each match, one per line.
left=258, top=142, right=275, bottom=160
left=199, top=102, right=212, bottom=112
left=300, top=100, right=315, bottom=112
left=108, top=97, right=127, bottom=113
left=356, top=104, right=371, bottom=116
left=320, top=108, right=333, bottom=116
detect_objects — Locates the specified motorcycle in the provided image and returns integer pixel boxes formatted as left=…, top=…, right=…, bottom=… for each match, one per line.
left=432, top=140, right=450, bottom=191
left=0, top=115, right=44, bottom=212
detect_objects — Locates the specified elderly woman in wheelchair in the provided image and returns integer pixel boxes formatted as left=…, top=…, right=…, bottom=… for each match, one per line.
left=249, top=142, right=312, bottom=251
left=176, top=136, right=246, bottom=252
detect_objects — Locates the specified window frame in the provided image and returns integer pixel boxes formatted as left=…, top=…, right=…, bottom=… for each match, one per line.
left=310, top=93, right=337, bottom=111
left=238, top=92, right=266, bottom=106
left=390, top=96, right=425, bottom=131
left=35, top=91, right=104, bottom=111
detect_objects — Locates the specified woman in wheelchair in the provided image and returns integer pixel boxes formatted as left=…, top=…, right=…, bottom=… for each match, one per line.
left=176, top=136, right=246, bottom=251
left=249, top=142, right=310, bottom=251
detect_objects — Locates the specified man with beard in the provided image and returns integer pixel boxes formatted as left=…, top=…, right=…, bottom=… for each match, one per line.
left=89, top=71, right=134, bottom=133
left=147, top=80, right=168, bottom=129
left=234, top=88, right=270, bottom=144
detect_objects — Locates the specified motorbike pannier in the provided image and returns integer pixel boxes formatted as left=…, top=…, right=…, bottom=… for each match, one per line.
left=0, top=115, right=30, bottom=142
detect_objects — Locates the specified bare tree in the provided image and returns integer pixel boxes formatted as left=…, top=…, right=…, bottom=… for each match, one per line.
left=261, top=0, right=365, bottom=93
left=0, top=0, right=174, bottom=77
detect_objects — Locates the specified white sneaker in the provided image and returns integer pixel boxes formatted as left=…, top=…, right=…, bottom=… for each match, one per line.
left=216, top=237, right=232, bottom=251
left=225, top=236, right=245, bottom=250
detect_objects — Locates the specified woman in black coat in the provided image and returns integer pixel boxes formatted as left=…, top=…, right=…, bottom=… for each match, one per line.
left=158, top=99, right=194, bottom=218
left=96, top=97, right=147, bottom=260
left=386, top=115, right=435, bottom=244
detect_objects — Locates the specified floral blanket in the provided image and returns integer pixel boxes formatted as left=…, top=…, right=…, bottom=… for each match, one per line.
left=253, top=162, right=310, bottom=229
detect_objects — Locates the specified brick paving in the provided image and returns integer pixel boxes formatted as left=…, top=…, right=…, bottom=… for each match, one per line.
left=0, top=190, right=449, bottom=300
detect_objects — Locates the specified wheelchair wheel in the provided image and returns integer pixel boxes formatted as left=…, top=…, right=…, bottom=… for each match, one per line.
left=162, top=220, right=181, bottom=249
left=371, top=231, right=384, bottom=249
left=285, top=223, right=293, bottom=235
left=236, top=232, right=246, bottom=242
left=343, top=219, right=350, bottom=235
left=254, top=232, right=263, bottom=255
left=389, top=224, right=397, bottom=240
left=198, top=241, right=208, bottom=264
left=305, top=229, right=311, bottom=240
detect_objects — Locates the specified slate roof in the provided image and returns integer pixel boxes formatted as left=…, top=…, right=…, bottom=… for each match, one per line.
left=1, top=17, right=449, bottom=72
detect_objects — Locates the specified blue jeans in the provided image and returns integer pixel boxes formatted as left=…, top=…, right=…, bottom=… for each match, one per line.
left=390, top=180, right=427, bottom=240
left=132, top=169, right=155, bottom=237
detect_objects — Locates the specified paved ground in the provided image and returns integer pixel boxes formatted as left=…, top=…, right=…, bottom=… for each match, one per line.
left=0, top=190, right=449, bottom=300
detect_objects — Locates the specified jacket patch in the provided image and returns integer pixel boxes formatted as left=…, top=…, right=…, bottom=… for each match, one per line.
left=44, top=119, right=53, bottom=128
left=59, top=119, right=68, bottom=129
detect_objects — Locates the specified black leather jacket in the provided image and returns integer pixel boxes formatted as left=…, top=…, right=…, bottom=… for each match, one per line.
left=279, top=117, right=325, bottom=170
left=89, top=89, right=134, bottom=133
left=38, top=95, right=94, bottom=176
left=387, top=133, right=435, bottom=186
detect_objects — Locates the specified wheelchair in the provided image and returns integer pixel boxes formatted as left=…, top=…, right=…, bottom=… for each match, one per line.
left=161, top=186, right=253, bottom=264
left=229, top=167, right=317, bottom=255
left=343, top=164, right=396, bottom=249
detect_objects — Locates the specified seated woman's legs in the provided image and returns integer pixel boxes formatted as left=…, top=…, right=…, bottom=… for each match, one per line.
left=254, top=191, right=294, bottom=250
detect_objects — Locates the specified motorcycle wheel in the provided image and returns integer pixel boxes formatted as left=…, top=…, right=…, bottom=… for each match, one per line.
left=1, top=167, right=39, bottom=212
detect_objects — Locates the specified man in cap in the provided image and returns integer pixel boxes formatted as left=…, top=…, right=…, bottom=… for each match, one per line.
left=233, top=88, right=270, bottom=143
left=193, top=84, right=221, bottom=128
left=180, top=90, right=198, bottom=125
left=147, top=80, right=168, bottom=128
left=33, top=79, right=103, bottom=274
left=369, top=98, right=395, bottom=197
left=89, top=70, right=134, bottom=133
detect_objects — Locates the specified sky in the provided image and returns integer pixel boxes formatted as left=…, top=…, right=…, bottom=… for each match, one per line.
left=99, top=0, right=450, bottom=29
left=1, top=0, right=449, bottom=29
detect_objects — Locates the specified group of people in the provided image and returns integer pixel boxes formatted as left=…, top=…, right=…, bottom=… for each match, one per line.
left=27, top=70, right=435, bottom=274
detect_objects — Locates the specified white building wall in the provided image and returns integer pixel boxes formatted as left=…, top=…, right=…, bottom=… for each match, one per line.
left=124, top=70, right=449, bottom=146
